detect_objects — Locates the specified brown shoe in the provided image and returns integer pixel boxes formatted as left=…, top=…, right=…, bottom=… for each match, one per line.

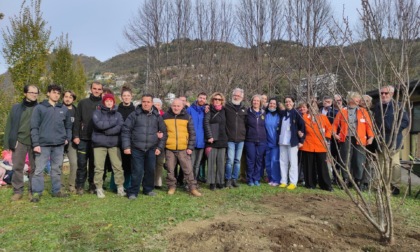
left=76, top=188, right=84, bottom=195
left=11, top=193, right=23, bottom=201
left=168, top=188, right=176, bottom=195
left=190, top=189, right=202, bottom=197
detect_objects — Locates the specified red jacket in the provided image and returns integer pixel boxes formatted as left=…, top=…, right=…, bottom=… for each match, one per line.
left=300, top=113, right=331, bottom=153
left=332, top=107, right=374, bottom=146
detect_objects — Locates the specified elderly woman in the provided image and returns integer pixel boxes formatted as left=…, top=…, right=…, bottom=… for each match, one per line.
left=245, top=95, right=267, bottom=186
left=265, top=98, right=281, bottom=186
left=298, top=102, right=332, bottom=191
left=204, top=92, right=228, bottom=190
left=279, top=96, right=306, bottom=190
left=332, top=92, right=374, bottom=188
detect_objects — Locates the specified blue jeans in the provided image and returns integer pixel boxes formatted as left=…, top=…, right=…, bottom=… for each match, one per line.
left=128, top=148, right=156, bottom=197
left=32, top=145, right=64, bottom=194
left=265, top=145, right=280, bottom=183
left=225, top=141, right=244, bottom=180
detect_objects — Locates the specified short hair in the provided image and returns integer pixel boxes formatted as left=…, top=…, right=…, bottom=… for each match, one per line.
left=297, top=102, right=309, bottom=108
left=121, top=85, right=132, bottom=95
left=142, top=94, right=153, bottom=100
left=232, top=88, right=244, bottom=97
left=210, top=92, right=226, bottom=105
left=334, top=94, right=342, bottom=100
left=346, top=91, right=361, bottom=102
left=381, top=85, right=395, bottom=93
left=47, top=84, right=62, bottom=93
left=63, top=90, right=77, bottom=101
left=323, top=96, right=333, bottom=101
left=284, top=96, right=295, bottom=103
left=197, top=92, right=207, bottom=97
left=23, top=85, right=39, bottom=94
left=90, top=81, right=103, bottom=88
left=251, top=94, right=262, bottom=107
left=102, top=87, right=114, bottom=95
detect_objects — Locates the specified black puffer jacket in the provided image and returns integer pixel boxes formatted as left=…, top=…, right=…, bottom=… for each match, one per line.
left=204, top=105, right=228, bottom=148
left=121, top=106, right=167, bottom=152
left=92, top=105, right=124, bottom=148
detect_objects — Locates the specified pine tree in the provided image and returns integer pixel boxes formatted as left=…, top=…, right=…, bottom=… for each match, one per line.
left=50, top=34, right=75, bottom=89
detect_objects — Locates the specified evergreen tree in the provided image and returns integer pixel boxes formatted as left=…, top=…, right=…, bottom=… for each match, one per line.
left=50, top=34, right=75, bottom=89
left=72, top=57, right=88, bottom=100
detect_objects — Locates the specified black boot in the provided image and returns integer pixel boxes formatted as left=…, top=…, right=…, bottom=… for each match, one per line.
left=231, top=179, right=240, bottom=188
left=210, top=184, right=216, bottom=191
left=225, top=179, right=232, bottom=188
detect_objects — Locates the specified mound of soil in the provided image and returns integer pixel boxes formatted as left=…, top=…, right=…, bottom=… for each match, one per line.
left=166, top=193, right=420, bottom=251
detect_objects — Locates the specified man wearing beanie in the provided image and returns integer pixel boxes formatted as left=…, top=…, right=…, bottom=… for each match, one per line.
left=91, top=93, right=126, bottom=198
left=73, top=81, right=103, bottom=195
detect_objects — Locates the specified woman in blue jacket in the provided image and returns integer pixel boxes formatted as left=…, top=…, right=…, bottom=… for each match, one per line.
left=245, top=95, right=267, bottom=186
left=265, top=98, right=281, bottom=186
left=92, top=94, right=125, bottom=198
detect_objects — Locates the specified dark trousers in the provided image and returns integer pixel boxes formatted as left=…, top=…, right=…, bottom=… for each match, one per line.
left=11, top=142, right=36, bottom=194
left=128, top=148, right=156, bottom=196
left=339, top=137, right=366, bottom=182
left=302, top=151, right=331, bottom=190
left=75, top=140, right=95, bottom=189
left=245, top=141, right=266, bottom=183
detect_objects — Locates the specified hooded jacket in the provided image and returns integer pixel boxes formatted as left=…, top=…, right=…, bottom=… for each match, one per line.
left=121, top=106, right=167, bottom=152
left=92, top=105, right=124, bottom=148
left=30, top=100, right=72, bottom=147
left=187, top=101, right=206, bottom=148
left=163, top=107, right=195, bottom=151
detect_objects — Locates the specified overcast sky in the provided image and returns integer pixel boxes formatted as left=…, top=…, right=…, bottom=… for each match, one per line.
left=0, top=0, right=362, bottom=74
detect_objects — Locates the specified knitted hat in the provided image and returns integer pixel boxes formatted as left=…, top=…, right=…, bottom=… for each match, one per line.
left=153, top=98, right=162, bottom=105
left=102, top=93, right=115, bottom=106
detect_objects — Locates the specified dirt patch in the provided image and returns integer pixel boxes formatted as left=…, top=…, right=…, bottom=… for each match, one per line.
left=166, top=193, right=420, bottom=251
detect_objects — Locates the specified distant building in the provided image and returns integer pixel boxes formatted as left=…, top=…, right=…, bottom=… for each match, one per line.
left=298, top=73, right=338, bottom=101
left=116, top=80, right=126, bottom=87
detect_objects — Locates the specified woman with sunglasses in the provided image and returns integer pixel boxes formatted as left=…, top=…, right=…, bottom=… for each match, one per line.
left=204, top=92, right=228, bottom=190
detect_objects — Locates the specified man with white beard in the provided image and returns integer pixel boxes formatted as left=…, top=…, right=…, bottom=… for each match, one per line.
left=224, top=88, right=247, bottom=188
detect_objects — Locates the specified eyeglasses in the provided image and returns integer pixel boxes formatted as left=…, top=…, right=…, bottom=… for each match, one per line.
left=27, top=92, right=39, bottom=95
left=381, top=92, right=389, bottom=95
left=335, top=99, right=342, bottom=102
left=213, top=98, right=222, bottom=101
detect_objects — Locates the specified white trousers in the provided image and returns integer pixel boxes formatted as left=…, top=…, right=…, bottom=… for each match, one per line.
left=279, top=145, right=299, bottom=185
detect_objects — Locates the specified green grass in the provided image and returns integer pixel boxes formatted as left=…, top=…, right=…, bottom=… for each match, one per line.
left=0, top=175, right=419, bottom=251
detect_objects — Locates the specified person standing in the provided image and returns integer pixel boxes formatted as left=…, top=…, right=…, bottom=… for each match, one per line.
left=374, top=86, right=409, bottom=195
left=163, top=99, right=202, bottom=196
left=30, top=84, right=72, bottom=202
left=224, top=88, right=247, bottom=187
left=62, top=90, right=78, bottom=193
left=4, top=85, right=39, bottom=201
left=265, top=98, right=281, bottom=186
left=245, top=95, right=267, bottom=186
left=122, top=94, right=167, bottom=199
left=153, top=97, right=165, bottom=189
left=73, top=82, right=103, bottom=195
left=187, top=92, right=208, bottom=181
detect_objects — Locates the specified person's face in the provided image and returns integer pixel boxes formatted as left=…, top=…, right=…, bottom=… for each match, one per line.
left=48, top=89, right=61, bottom=103
left=268, top=100, right=277, bottom=110
left=121, top=91, right=132, bottom=104
left=212, top=95, right=223, bottom=106
left=252, top=96, right=261, bottom=109
left=104, top=99, right=114, bottom=109
left=380, top=88, right=392, bottom=103
left=323, top=99, right=332, bottom=108
left=350, top=96, right=361, bottom=106
left=141, top=97, right=153, bottom=111
left=25, top=86, right=39, bottom=102
left=261, top=95, right=267, bottom=105
left=232, top=92, right=243, bottom=102
left=299, top=105, right=308, bottom=114
left=171, top=100, right=183, bottom=115
left=63, top=92, right=74, bottom=106
left=154, top=102, right=162, bottom=110
left=197, top=95, right=207, bottom=106
left=91, top=83, right=103, bottom=97
left=278, top=102, right=285, bottom=111
left=334, top=96, right=342, bottom=107
left=284, top=98, right=294, bottom=110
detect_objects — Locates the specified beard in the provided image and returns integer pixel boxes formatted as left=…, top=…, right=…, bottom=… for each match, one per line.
left=63, top=101, right=73, bottom=107
left=231, top=99, right=241, bottom=105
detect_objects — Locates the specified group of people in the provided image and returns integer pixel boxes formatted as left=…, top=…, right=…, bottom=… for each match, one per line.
left=3, top=81, right=408, bottom=203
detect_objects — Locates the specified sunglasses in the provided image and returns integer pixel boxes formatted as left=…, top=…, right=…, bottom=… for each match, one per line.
left=381, top=92, right=389, bottom=95
left=213, top=98, right=222, bottom=101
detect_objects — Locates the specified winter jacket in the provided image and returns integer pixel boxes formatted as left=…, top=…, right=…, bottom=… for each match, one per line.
left=224, top=101, right=247, bottom=142
left=187, top=101, right=206, bottom=148
left=332, top=107, right=374, bottom=146
left=121, top=106, right=167, bottom=152
left=300, top=113, right=332, bottom=153
left=245, top=108, right=267, bottom=143
left=117, top=102, right=136, bottom=121
left=92, top=105, right=124, bottom=148
left=279, top=109, right=306, bottom=147
left=204, top=105, right=228, bottom=148
left=3, top=99, right=38, bottom=150
left=374, top=101, right=409, bottom=150
left=163, top=107, right=195, bottom=151
left=265, top=111, right=280, bottom=148
left=320, top=106, right=338, bottom=124
left=30, top=100, right=72, bottom=147
left=73, top=94, right=102, bottom=140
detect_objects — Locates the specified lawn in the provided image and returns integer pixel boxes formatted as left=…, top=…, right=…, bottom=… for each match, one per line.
left=0, top=174, right=419, bottom=251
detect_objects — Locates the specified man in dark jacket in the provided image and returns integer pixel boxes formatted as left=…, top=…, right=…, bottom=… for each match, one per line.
left=374, top=85, right=410, bottom=195
left=4, top=85, right=39, bottom=201
left=30, top=84, right=72, bottom=202
left=163, top=98, right=202, bottom=196
left=73, top=81, right=103, bottom=195
left=224, top=88, right=247, bottom=187
left=122, top=94, right=167, bottom=199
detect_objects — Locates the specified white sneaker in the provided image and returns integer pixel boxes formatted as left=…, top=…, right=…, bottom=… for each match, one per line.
left=117, top=186, right=126, bottom=197
left=96, top=188, right=105, bottom=198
